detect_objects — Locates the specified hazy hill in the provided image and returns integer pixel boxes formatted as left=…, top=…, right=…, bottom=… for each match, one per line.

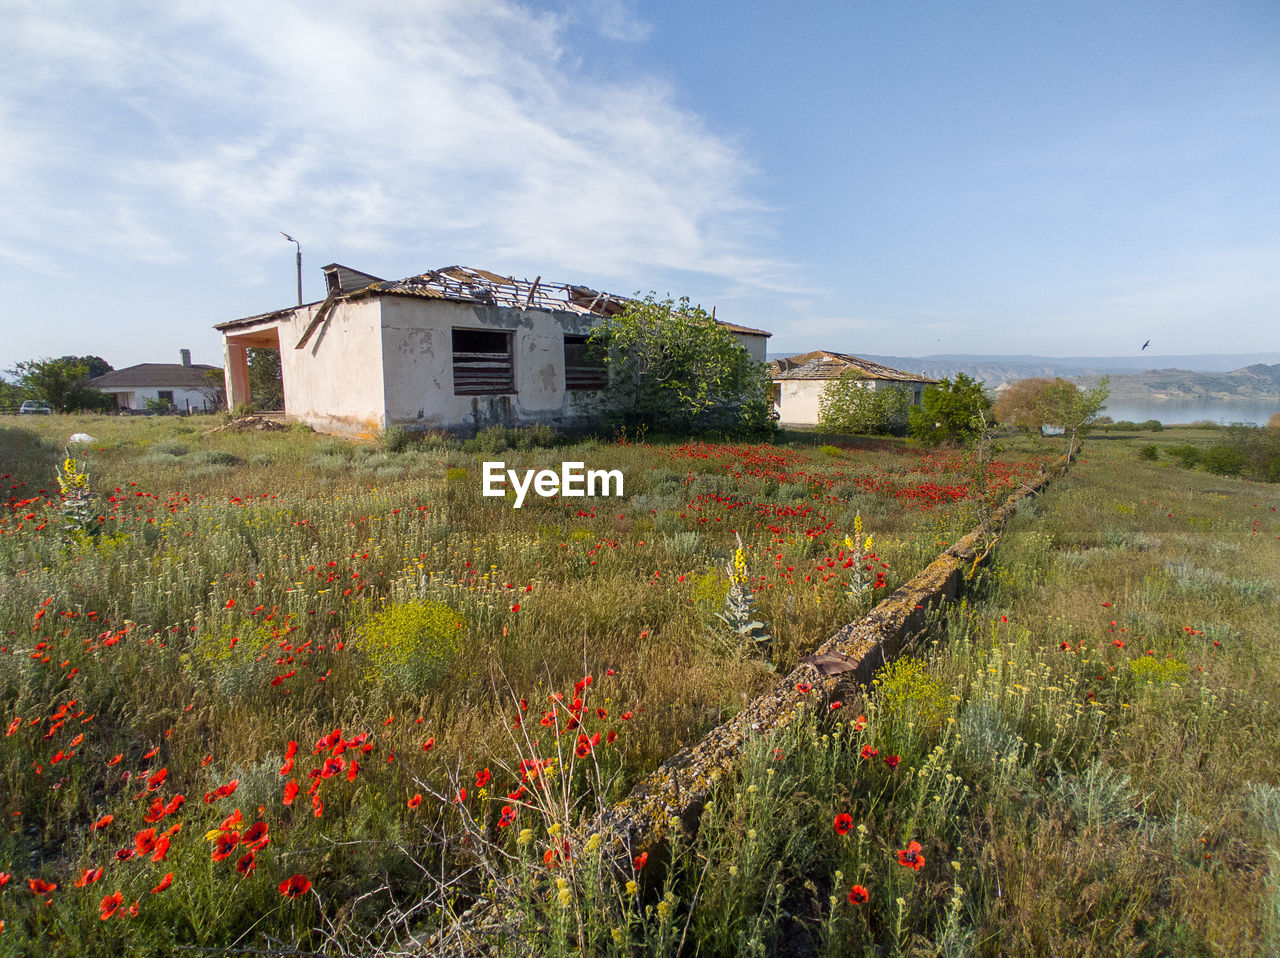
left=765, top=353, right=1280, bottom=403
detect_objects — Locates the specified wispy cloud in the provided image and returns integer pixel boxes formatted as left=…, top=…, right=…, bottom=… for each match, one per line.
left=0, top=0, right=783, bottom=290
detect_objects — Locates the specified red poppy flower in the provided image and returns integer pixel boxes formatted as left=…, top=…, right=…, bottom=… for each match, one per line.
left=896, top=840, right=925, bottom=871
left=279, top=874, right=312, bottom=898
left=421, top=737, right=434, bottom=751
left=28, top=877, right=57, bottom=895
left=884, top=755, right=901, bottom=770
left=634, top=852, right=648, bottom=870
left=853, top=715, right=867, bottom=731
left=211, top=833, right=239, bottom=862
left=150, top=873, right=173, bottom=894
left=236, top=851, right=257, bottom=877
left=283, top=781, right=299, bottom=805
left=833, top=813, right=853, bottom=835
left=99, top=890, right=124, bottom=920
left=474, top=768, right=491, bottom=789
left=795, top=683, right=812, bottom=694
left=74, top=867, right=103, bottom=887
left=848, top=884, right=869, bottom=905
left=407, top=794, right=422, bottom=809
left=133, top=828, right=158, bottom=855
left=241, top=821, right=269, bottom=849
left=106, top=754, right=123, bottom=767
left=829, top=701, right=842, bottom=710
left=151, top=835, right=171, bottom=862
left=92, top=814, right=114, bottom=830
left=859, top=745, right=879, bottom=760
left=497, top=805, right=517, bottom=828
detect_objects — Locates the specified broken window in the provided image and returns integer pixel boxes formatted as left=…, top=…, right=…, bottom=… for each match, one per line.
left=156, top=390, right=174, bottom=404
left=563, top=334, right=607, bottom=391
left=453, top=328, right=514, bottom=395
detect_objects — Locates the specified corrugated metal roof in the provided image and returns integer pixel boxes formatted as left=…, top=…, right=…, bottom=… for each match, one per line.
left=770, top=350, right=936, bottom=384
left=219, top=265, right=772, bottom=337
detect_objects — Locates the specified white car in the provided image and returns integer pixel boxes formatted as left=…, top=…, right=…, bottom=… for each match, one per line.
left=19, top=400, right=52, bottom=414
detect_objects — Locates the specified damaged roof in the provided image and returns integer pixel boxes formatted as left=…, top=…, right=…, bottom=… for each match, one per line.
left=217, top=264, right=771, bottom=337
left=770, top=350, right=936, bottom=384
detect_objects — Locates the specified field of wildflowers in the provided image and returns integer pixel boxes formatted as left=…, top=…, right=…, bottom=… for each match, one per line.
left=0, top=415, right=1054, bottom=955
left=539, top=427, right=1277, bottom=957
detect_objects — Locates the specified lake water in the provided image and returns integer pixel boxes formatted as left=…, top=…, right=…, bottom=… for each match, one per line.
left=1101, top=399, right=1276, bottom=426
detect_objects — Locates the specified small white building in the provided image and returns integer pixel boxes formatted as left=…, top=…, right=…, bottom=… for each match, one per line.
left=89, top=350, right=223, bottom=413
left=215, top=265, right=771, bottom=437
left=770, top=350, right=937, bottom=425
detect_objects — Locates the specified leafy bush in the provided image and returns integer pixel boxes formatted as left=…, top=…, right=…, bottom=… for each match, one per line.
left=357, top=600, right=463, bottom=694
left=191, top=450, right=243, bottom=466
left=1140, top=419, right=1164, bottom=432
left=381, top=425, right=412, bottom=453
left=1138, top=444, right=1159, bottom=461
left=1165, top=444, right=1202, bottom=468
left=588, top=293, right=777, bottom=438
left=1202, top=444, right=1245, bottom=476
left=908, top=373, right=992, bottom=446
left=818, top=374, right=910, bottom=436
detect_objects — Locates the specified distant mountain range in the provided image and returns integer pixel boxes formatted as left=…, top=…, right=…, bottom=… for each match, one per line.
left=766, top=353, right=1280, bottom=404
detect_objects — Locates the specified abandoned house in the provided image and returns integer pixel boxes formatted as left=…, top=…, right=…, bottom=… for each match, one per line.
left=769, top=350, right=937, bottom=425
left=89, top=350, right=223, bottom=413
left=214, top=265, right=771, bottom=437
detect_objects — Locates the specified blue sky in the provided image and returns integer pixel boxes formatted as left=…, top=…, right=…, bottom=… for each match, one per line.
left=1, top=0, right=1277, bottom=372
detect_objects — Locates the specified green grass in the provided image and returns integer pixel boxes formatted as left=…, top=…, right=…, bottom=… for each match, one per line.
left=0, top=413, right=1054, bottom=955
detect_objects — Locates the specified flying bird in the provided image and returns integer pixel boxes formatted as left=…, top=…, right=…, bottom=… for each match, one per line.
left=1141, top=340, right=1150, bottom=350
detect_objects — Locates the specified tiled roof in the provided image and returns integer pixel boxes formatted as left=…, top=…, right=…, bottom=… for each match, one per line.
left=90, top=364, right=221, bottom=389
left=770, top=351, right=936, bottom=384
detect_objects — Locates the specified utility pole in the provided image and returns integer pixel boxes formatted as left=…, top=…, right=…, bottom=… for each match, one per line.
left=280, top=232, right=302, bottom=305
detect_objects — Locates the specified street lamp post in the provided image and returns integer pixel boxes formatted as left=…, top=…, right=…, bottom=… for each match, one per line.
left=280, top=232, right=302, bottom=305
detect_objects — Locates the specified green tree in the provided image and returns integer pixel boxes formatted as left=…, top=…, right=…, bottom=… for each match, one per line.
left=56, top=355, right=113, bottom=379
left=247, top=348, right=284, bottom=410
left=908, top=372, right=992, bottom=445
left=818, top=372, right=910, bottom=436
left=588, top=294, right=776, bottom=437
left=993, top=376, right=1109, bottom=453
left=10, top=358, right=113, bottom=412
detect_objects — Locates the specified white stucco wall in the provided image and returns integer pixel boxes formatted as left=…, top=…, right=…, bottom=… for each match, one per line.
left=775, top=378, right=924, bottom=425
left=380, top=297, right=604, bottom=432
left=277, top=299, right=388, bottom=437
left=100, top=386, right=216, bottom=412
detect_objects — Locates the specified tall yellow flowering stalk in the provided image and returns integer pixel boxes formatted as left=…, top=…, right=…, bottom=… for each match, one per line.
left=844, top=511, right=877, bottom=598
left=714, top=532, right=771, bottom=657
left=55, top=449, right=99, bottom=538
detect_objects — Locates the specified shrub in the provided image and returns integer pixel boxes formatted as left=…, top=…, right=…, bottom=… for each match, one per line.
left=1130, top=657, right=1189, bottom=685
left=357, top=600, right=463, bottom=694
left=191, top=450, right=243, bottom=466
left=818, top=374, right=910, bottom=436
left=1165, top=444, right=1202, bottom=468
left=381, top=425, right=413, bottom=453
left=588, top=293, right=777, bottom=438
left=908, top=373, right=992, bottom=446
left=1140, top=419, right=1164, bottom=432
left=1202, top=444, right=1245, bottom=476
left=1138, top=444, right=1159, bottom=461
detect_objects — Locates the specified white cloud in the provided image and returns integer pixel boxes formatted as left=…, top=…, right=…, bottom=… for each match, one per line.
left=0, top=0, right=783, bottom=292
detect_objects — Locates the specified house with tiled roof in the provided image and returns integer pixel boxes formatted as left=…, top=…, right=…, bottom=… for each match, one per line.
left=89, top=350, right=223, bottom=412
left=215, top=264, right=771, bottom=437
left=769, top=350, right=937, bottom=425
